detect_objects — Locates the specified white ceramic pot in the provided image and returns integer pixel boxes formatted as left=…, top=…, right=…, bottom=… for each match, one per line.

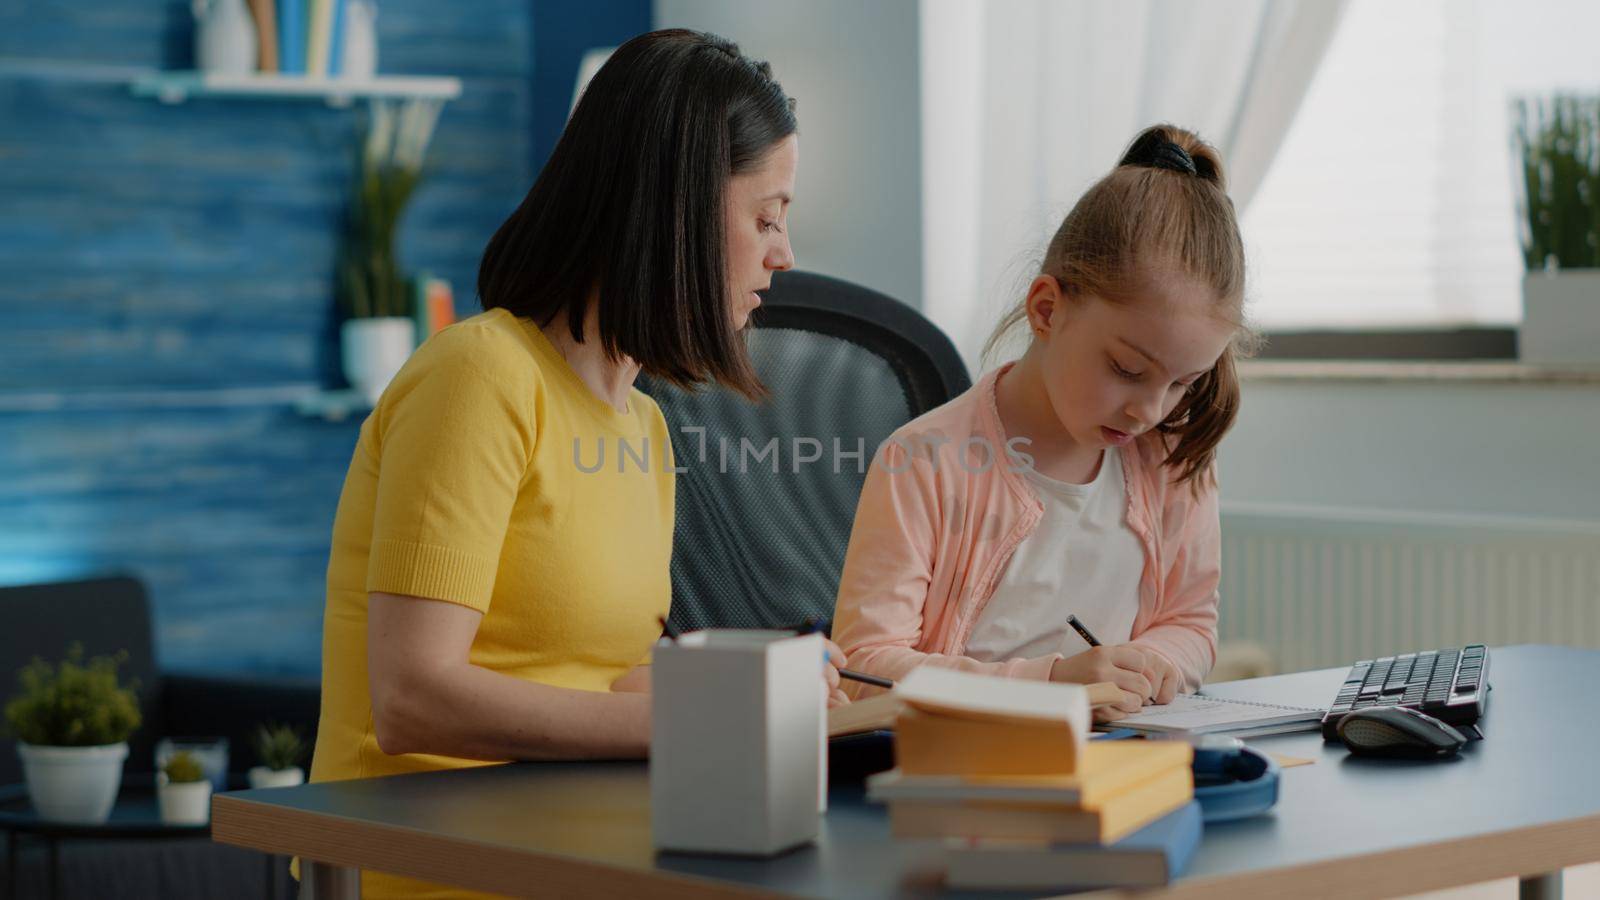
left=247, top=765, right=305, bottom=789
left=340, top=0, right=379, bottom=80
left=1521, top=270, right=1600, bottom=365
left=16, top=742, right=128, bottom=824
left=193, top=0, right=258, bottom=75
left=341, top=317, right=416, bottom=404
left=157, top=775, right=213, bottom=825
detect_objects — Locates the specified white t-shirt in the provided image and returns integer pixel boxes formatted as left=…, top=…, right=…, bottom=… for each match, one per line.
left=963, top=448, right=1145, bottom=663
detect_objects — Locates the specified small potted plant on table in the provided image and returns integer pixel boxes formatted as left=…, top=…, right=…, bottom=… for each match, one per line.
left=247, top=723, right=307, bottom=789
left=4, top=644, right=141, bottom=824
left=157, top=750, right=212, bottom=825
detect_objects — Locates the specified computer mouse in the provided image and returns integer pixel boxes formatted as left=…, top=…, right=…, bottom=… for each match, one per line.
left=1337, top=706, right=1467, bottom=758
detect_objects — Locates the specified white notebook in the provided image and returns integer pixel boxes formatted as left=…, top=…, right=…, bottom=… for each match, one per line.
left=1105, top=693, right=1323, bottom=737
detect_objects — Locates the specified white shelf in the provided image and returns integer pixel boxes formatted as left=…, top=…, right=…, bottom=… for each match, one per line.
left=130, top=71, right=461, bottom=107
left=293, top=389, right=373, bottom=421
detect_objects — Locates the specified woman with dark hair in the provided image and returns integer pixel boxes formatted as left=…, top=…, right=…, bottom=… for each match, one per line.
left=307, top=31, right=841, bottom=895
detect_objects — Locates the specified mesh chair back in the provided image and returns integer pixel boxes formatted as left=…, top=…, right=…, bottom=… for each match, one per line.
left=639, top=271, right=969, bottom=632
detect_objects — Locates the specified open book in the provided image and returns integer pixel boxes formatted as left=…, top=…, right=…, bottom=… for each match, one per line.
left=829, top=679, right=1125, bottom=738
left=1104, top=693, right=1323, bottom=738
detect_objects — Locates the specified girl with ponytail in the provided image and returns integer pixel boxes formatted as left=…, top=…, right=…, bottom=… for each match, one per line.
left=832, top=125, right=1252, bottom=721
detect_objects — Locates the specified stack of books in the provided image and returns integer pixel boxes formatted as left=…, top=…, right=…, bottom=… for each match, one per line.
left=243, top=0, right=350, bottom=76
left=866, top=667, right=1201, bottom=891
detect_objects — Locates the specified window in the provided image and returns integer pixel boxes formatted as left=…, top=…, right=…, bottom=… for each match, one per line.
left=1241, top=0, right=1600, bottom=333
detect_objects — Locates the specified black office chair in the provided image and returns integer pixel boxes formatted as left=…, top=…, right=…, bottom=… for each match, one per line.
left=639, top=270, right=970, bottom=633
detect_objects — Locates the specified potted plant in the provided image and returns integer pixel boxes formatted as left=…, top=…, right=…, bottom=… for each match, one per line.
left=157, top=750, right=212, bottom=825
left=247, top=723, right=307, bottom=789
left=337, top=98, right=444, bottom=404
left=1512, top=95, right=1600, bottom=365
left=4, top=644, right=141, bottom=824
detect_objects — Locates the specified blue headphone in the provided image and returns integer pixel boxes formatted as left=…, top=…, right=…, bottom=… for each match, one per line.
left=1189, top=736, right=1280, bottom=823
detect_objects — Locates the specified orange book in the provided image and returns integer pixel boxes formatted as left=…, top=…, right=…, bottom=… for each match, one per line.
left=425, top=279, right=456, bottom=334
left=885, top=763, right=1194, bottom=845
left=245, top=0, right=280, bottom=73
left=869, top=740, right=1192, bottom=810
left=890, top=667, right=1094, bottom=776
left=895, top=707, right=1081, bottom=776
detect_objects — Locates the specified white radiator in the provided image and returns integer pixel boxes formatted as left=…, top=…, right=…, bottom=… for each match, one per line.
left=1218, top=503, right=1600, bottom=674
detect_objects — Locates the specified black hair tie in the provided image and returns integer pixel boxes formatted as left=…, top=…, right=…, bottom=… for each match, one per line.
left=1151, top=140, right=1198, bottom=176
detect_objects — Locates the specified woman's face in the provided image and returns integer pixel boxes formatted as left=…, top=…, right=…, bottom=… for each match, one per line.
left=724, top=135, right=798, bottom=330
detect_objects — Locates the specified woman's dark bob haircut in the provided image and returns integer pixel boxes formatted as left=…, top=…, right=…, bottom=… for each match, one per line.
left=477, top=29, right=796, bottom=400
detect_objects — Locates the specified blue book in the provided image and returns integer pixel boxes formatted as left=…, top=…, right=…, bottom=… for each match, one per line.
left=943, top=800, right=1202, bottom=890
left=327, top=0, right=346, bottom=76
left=277, top=0, right=304, bottom=74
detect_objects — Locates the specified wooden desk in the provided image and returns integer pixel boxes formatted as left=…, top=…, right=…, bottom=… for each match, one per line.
left=212, top=645, right=1600, bottom=898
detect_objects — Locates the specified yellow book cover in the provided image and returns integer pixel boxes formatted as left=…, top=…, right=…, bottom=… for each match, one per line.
left=895, top=707, right=1080, bottom=776
left=828, top=691, right=900, bottom=738
left=885, top=764, right=1194, bottom=845
left=305, top=0, right=333, bottom=77
left=889, top=667, right=1100, bottom=776
left=869, top=740, right=1192, bottom=809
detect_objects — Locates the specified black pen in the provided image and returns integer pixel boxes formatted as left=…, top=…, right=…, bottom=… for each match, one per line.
left=1067, top=614, right=1102, bottom=647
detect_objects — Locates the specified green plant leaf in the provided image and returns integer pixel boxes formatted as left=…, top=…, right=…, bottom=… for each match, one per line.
left=4, top=643, right=141, bottom=747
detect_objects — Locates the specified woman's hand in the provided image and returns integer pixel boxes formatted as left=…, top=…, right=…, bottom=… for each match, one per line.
left=823, top=638, right=850, bottom=708
left=1049, top=646, right=1152, bottom=720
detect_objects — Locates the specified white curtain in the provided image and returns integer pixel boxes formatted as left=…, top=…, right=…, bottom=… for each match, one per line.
left=920, top=0, right=1348, bottom=371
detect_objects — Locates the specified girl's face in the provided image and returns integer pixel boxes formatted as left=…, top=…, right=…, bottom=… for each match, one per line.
left=724, top=135, right=798, bottom=330
left=1026, top=273, right=1235, bottom=452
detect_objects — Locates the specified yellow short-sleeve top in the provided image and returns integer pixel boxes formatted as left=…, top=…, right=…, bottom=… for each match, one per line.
left=310, top=308, right=674, bottom=790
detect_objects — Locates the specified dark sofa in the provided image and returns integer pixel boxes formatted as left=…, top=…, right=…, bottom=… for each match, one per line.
left=2, top=576, right=320, bottom=899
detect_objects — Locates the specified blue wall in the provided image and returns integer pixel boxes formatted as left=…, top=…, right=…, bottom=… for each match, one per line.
left=0, top=2, right=646, bottom=675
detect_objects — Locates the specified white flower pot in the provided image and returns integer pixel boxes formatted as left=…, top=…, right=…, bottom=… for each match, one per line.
left=247, top=765, right=305, bottom=789
left=341, top=317, right=416, bottom=405
left=157, top=775, right=213, bottom=825
left=192, top=0, right=258, bottom=75
left=339, top=0, right=379, bottom=80
left=16, top=741, right=128, bottom=824
left=1521, top=270, right=1600, bottom=365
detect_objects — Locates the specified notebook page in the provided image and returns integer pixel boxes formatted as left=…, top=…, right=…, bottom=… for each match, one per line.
left=1113, top=694, right=1320, bottom=732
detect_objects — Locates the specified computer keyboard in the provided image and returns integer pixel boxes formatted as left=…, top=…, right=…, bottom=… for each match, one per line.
left=1320, top=644, right=1489, bottom=740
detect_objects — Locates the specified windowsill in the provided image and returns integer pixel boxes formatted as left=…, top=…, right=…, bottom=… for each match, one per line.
left=1238, top=359, right=1600, bottom=385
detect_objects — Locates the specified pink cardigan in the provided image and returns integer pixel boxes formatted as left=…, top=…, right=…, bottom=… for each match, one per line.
left=831, top=364, right=1221, bottom=697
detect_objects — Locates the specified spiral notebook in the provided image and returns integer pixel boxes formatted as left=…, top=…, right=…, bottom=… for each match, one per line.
left=1106, top=694, right=1324, bottom=738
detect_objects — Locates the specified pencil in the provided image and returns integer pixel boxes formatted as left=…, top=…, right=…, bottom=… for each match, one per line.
left=1066, top=614, right=1102, bottom=647
left=839, top=668, right=894, bottom=689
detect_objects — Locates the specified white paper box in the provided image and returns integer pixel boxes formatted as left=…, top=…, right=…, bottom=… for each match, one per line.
left=650, top=630, right=824, bottom=856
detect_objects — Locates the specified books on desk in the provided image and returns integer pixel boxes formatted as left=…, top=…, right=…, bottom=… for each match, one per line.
left=869, top=740, right=1192, bottom=809
left=943, top=800, right=1203, bottom=891
left=827, top=677, right=1124, bottom=740
left=891, top=666, right=1091, bottom=776
left=870, top=743, right=1194, bottom=844
left=862, top=668, right=1199, bottom=890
